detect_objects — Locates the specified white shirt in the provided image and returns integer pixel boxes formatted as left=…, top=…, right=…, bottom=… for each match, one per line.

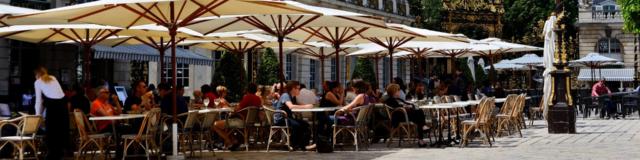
left=34, top=76, right=65, bottom=116
left=296, top=89, right=317, bottom=105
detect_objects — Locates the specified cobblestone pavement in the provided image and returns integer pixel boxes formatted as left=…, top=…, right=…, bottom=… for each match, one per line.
left=194, top=118, right=640, bottom=160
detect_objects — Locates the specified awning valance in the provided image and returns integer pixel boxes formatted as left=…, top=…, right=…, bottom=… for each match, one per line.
left=93, top=45, right=212, bottom=66
left=577, top=68, right=635, bottom=82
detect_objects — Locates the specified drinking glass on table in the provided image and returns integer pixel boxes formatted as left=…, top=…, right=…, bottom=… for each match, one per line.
left=214, top=98, right=221, bottom=107
left=203, top=98, right=210, bottom=110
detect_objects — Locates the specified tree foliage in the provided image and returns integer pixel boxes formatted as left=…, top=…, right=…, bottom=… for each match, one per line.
left=212, top=52, right=246, bottom=102
left=256, top=48, right=279, bottom=85
left=618, top=0, right=640, bottom=33
left=501, top=0, right=578, bottom=56
left=410, top=0, right=444, bottom=31
left=352, top=58, right=377, bottom=87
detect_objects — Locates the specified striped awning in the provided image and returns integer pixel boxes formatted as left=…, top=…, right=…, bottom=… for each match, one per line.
left=577, top=68, right=635, bottom=81
left=93, top=45, right=212, bottom=66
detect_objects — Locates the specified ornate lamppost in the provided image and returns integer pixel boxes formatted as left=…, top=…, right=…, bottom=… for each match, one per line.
left=547, top=0, right=576, bottom=133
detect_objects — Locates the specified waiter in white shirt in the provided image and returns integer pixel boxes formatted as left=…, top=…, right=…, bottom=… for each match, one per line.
left=33, top=67, right=69, bottom=160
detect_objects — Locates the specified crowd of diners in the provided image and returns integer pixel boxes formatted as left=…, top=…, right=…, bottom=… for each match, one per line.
left=28, top=64, right=515, bottom=159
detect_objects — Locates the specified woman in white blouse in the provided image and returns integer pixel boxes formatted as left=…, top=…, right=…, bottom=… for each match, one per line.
left=33, top=67, right=69, bottom=159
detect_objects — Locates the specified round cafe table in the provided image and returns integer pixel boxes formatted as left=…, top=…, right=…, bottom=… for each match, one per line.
left=420, top=103, right=469, bottom=146
left=292, top=106, right=342, bottom=143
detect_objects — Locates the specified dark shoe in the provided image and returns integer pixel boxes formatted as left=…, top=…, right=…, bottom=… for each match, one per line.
left=227, top=143, right=241, bottom=151
left=418, top=140, right=427, bottom=148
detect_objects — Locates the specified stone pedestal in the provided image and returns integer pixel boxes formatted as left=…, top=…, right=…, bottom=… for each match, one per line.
left=547, top=66, right=576, bottom=134
left=547, top=102, right=576, bottom=133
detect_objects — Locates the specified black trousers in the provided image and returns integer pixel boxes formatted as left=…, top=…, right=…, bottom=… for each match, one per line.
left=392, top=109, right=426, bottom=139
left=277, top=118, right=310, bottom=149
left=43, top=97, right=69, bottom=160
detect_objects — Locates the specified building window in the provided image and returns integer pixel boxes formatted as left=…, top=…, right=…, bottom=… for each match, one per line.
left=309, top=59, right=317, bottom=89
left=130, top=61, right=148, bottom=82
left=397, top=59, right=406, bottom=79
left=384, top=0, right=393, bottom=13
left=397, top=0, right=407, bottom=16
left=331, top=59, right=336, bottom=81
left=286, top=54, right=292, bottom=80
left=163, top=63, right=189, bottom=87
left=368, top=0, right=379, bottom=9
left=597, top=38, right=622, bottom=53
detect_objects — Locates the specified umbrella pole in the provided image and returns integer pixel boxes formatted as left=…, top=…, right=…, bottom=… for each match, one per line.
left=320, top=56, right=325, bottom=86
left=389, top=47, right=394, bottom=81
left=528, top=65, right=532, bottom=90
left=334, top=44, right=341, bottom=83
left=169, top=25, right=180, bottom=158
left=375, top=56, right=380, bottom=89
left=82, top=44, right=92, bottom=94
left=278, top=37, right=285, bottom=93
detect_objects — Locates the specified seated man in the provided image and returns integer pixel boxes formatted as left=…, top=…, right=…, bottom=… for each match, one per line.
left=159, top=84, right=188, bottom=116
left=90, top=86, right=122, bottom=132
left=212, top=83, right=262, bottom=150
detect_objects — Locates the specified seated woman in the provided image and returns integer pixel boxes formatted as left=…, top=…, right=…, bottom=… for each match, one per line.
left=273, top=81, right=314, bottom=150
left=214, top=86, right=230, bottom=108
left=339, top=81, right=371, bottom=122
left=384, top=84, right=428, bottom=147
left=316, top=81, right=343, bottom=138
left=90, top=86, right=122, bottom=133
left=212, top=83, right=262, bottom=150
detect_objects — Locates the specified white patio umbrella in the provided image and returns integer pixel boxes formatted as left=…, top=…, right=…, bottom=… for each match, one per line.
left=184, top=0, right=387, bottom=83
left=0, top=4, right=38, bottom=27
left=468, top=57, right=476, bottom=81
left=486, top=59, right=526, bottom=70
left=478, top=58, right=486, bottom=74
left=570, top=52, right=619, bottom=82
left=470, top=38, right=542, bottom=85
left=0, top=24, right=193, bottom=88
left=542, top=15, right=557, bottom=119
left=509, top=54, right=543, bottom=89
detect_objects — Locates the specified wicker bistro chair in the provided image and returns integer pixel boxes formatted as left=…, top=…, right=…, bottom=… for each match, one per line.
left=460, top=98, right=495, bottom=147
left=529, top=99, right=545, bottom=126
left=263, top=106, right=292, bottom=152
left=386, top=105, right=417, bottom=147
left=497, top=95, right=526, bottom=137
left=0, top=115, right=42, bottom=160
left=197, top=111, right=218, bottom=155
left=121, top=108, right=161, bottom=160
left=174, top=111, right=200, bottom=157
left=72, top=111, right=112, bottom=160
left=332, top=105, right=371, bottom=151
left=226, top=106, right=261, bottom=151
left=495, top=95, right=518, bottom=136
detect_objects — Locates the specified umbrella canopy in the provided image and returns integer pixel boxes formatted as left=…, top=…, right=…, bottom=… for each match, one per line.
left=11, top=0, right=318, bottom=27
left=569, top=52, right=619, bottom=67
left=184, top=1, right=385, bottom=34
left=479, top=37, right=543, bottom=53
left=0, top=24, right=195, bottom=87
left=509, top=53, right=543, bottom=65
left=468, top=57, right=476, bottom=81
left=0, top=4, right=38, bottom=27
left=486, top=59, right=526, bottom=70
left=508, top=53, right=543, bottom=89
left=182, top=0, right=387, bottom=83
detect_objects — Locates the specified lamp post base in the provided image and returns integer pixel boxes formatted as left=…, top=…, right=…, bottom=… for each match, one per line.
left=547, top=102, right=576, bottom=133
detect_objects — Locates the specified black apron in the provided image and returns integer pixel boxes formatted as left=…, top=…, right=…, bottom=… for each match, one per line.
left=43, top=95, right=70, bottom=160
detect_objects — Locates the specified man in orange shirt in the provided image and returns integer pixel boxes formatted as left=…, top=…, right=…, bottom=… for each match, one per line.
left=91, top=86, right=122, bottom=132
